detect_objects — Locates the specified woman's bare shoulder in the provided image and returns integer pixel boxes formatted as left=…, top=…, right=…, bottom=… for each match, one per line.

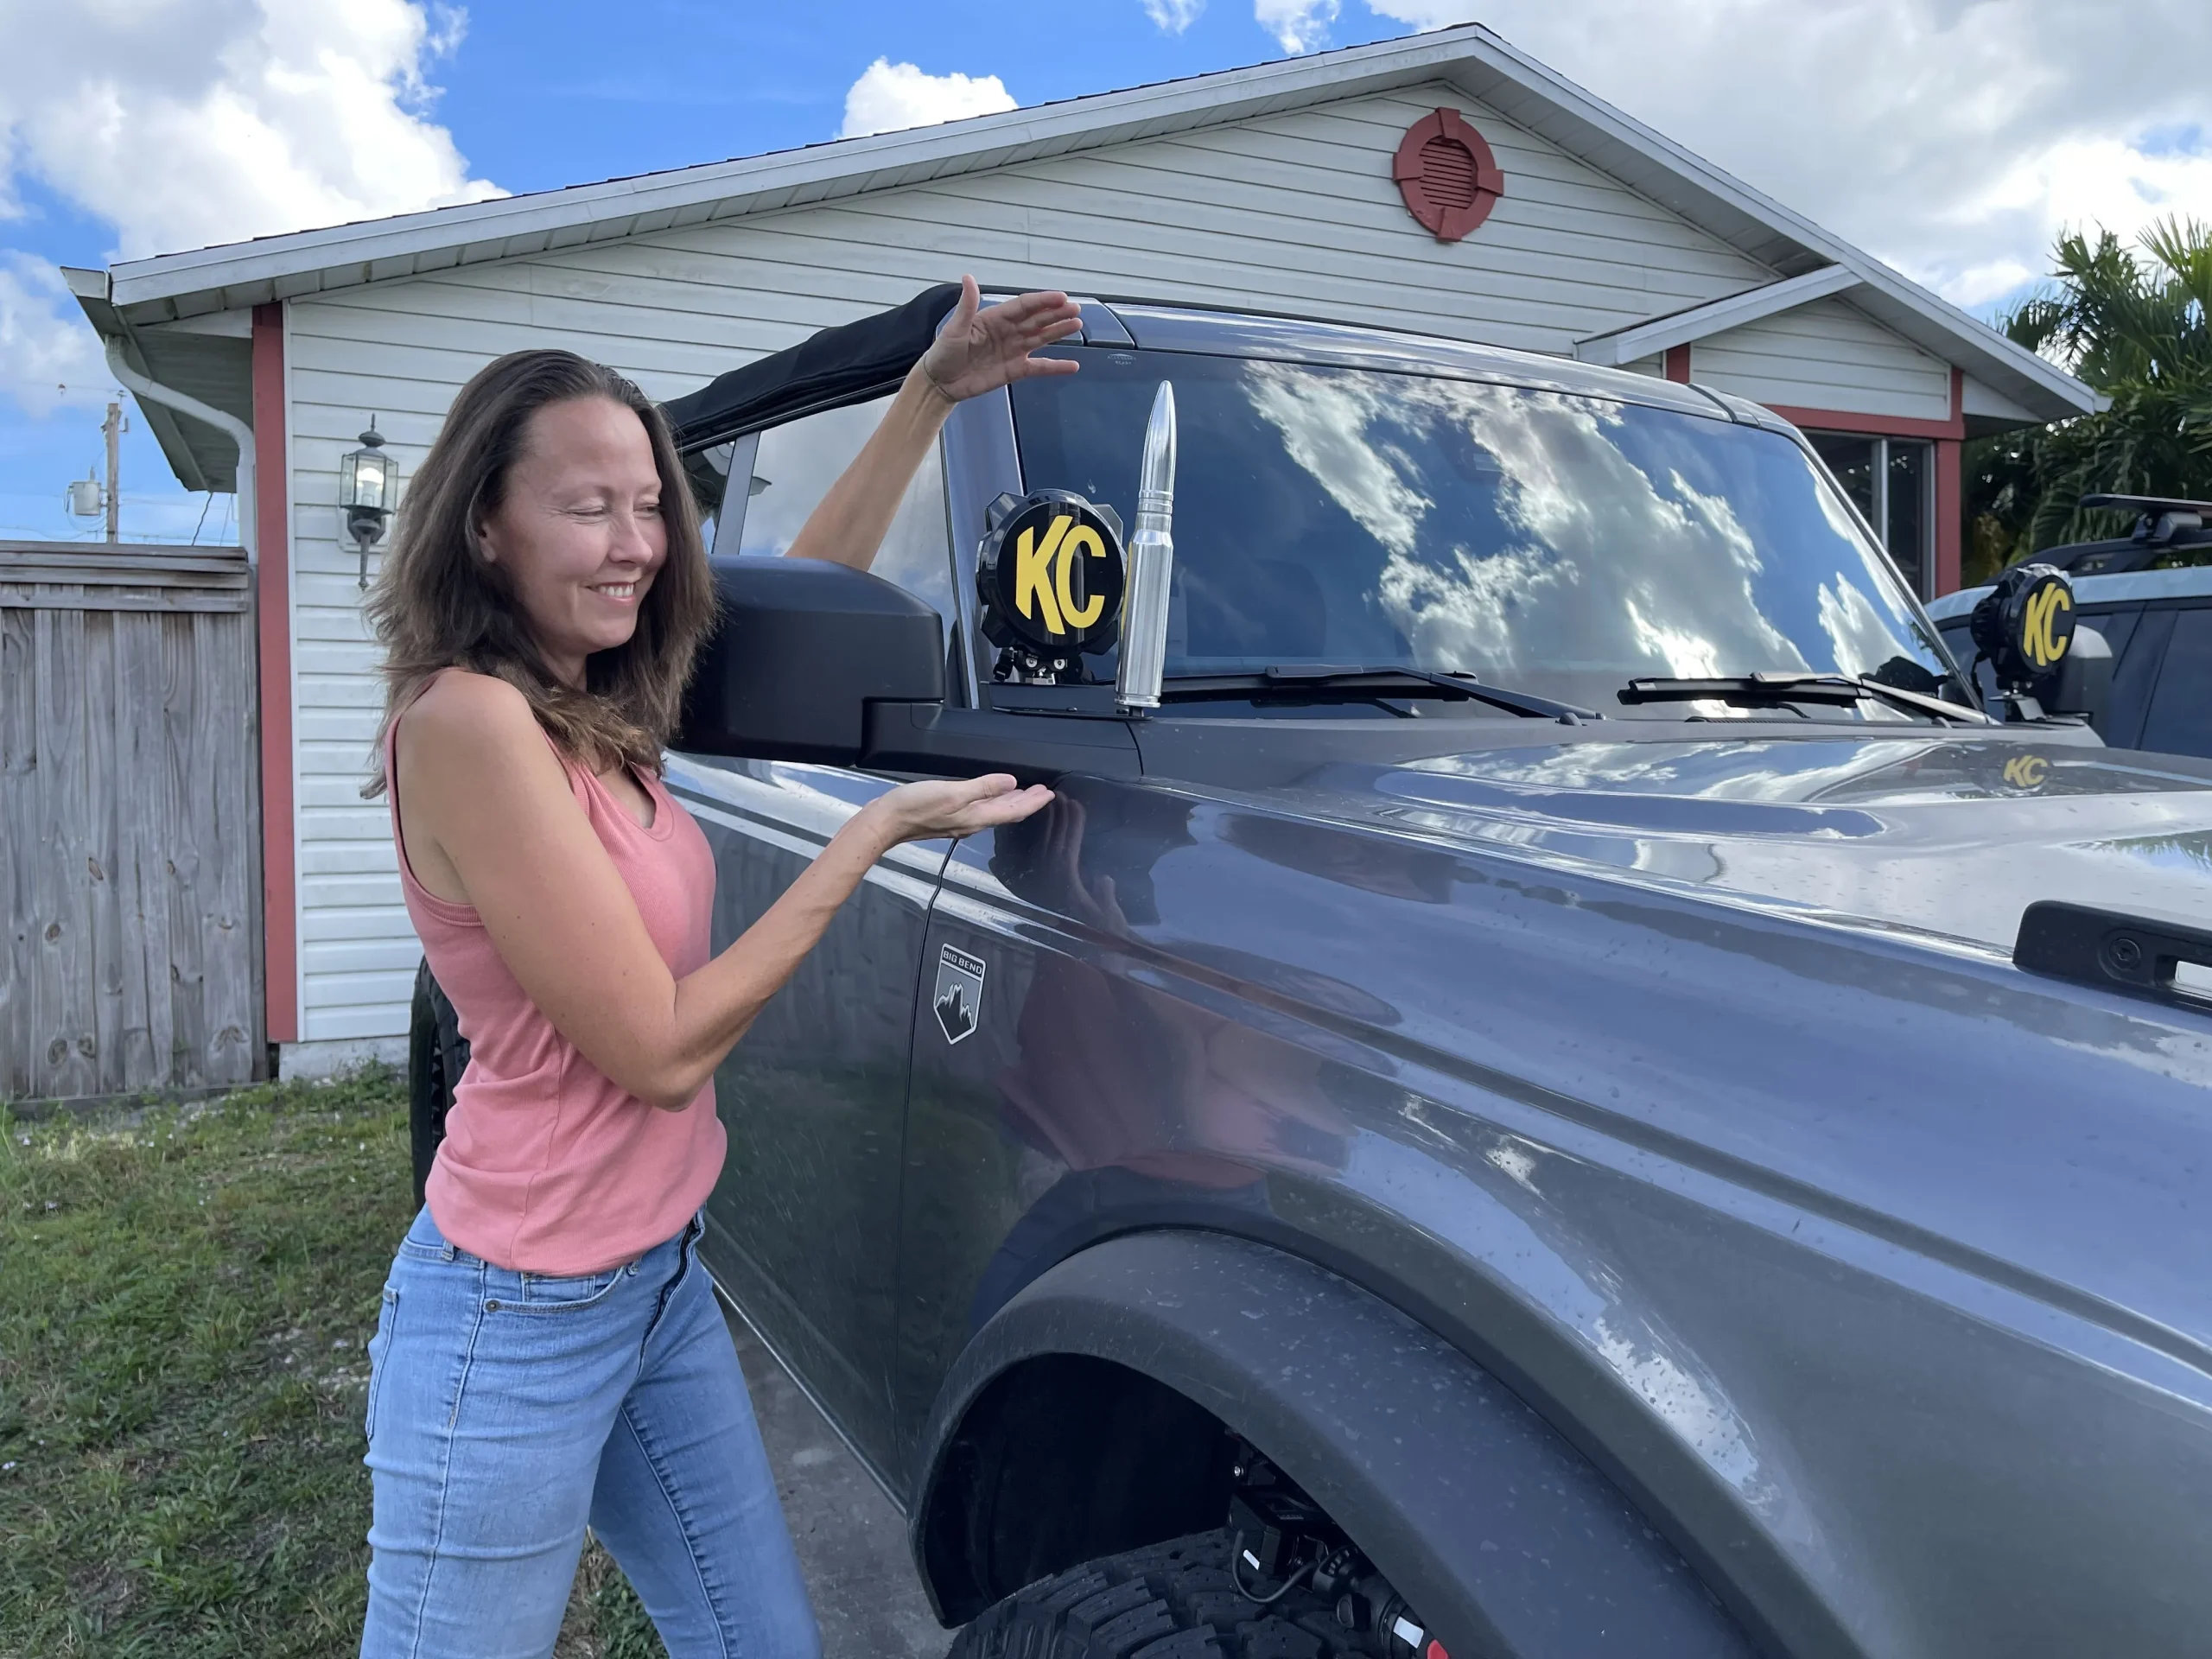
left=404, top=670, right=537, bottom=747
left=398, top=671, right=563, bottom=792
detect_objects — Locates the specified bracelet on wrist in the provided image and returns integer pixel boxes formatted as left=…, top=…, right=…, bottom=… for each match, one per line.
left=915, top=358, right=958, bottom=408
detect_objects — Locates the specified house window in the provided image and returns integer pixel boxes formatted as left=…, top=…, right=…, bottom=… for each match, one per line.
left=1808, top=432, right=1934, bottom=598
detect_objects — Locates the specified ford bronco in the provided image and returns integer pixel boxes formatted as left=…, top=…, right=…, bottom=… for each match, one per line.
left=411, top=287, right=2212, bottom=1659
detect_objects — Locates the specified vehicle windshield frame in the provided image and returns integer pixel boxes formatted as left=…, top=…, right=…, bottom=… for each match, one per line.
left=992, top=340, right=1973, bottom=725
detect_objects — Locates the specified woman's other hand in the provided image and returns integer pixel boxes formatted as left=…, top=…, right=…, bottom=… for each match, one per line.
left=868, top=773, right=1055, bottom=845
left=918, top=276, right=1081, bottom=404
left=783, top=276, right=1077, bottom=571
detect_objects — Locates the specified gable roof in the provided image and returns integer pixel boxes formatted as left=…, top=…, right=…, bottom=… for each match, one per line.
left=71, top=22, right=2098, bottom=471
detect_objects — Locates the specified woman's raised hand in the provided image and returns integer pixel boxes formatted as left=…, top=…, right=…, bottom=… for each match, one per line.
left=918, top=276, right=1081, bottom=404
left=868, top=773, right=1055, bottom=845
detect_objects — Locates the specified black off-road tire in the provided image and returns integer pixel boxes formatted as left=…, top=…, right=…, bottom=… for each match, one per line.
left=949, top=1529, right=1368, bottom=1659
left=407, top=958, right=467, bottom=1209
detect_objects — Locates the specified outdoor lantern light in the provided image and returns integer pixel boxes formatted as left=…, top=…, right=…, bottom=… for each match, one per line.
left=338, top=418, right=396, bottom=589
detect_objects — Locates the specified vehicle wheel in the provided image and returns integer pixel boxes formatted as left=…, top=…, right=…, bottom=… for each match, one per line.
left=949, top=1528, right=1377, bottom=1659
left=407, top=958, right=467, bottom=1209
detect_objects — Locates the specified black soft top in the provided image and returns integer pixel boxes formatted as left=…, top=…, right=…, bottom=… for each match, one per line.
left=660, top=283, right=961, bottom=454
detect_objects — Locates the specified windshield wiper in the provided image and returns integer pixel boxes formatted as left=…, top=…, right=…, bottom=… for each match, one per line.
left=1163, top=664, right=1598, bottom=724
left=1618, top=672, right=1988, bottom=725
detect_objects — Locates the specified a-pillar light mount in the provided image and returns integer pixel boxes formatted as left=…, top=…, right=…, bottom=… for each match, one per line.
left=976, top=488, right=1127, bottom=685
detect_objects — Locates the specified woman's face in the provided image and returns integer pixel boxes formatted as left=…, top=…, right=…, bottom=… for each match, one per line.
left=476, top=395, right=667, bottom=684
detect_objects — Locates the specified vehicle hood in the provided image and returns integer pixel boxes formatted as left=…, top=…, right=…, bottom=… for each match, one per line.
left=1257, top=734, right=2212, bottom=955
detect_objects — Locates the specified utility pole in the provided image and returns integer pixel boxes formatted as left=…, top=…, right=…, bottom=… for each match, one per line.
left=102, top=401, right=122, bottom=543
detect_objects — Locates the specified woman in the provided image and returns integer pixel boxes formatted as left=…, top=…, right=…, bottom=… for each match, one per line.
left=358, top=278, right=1074, bottom=1658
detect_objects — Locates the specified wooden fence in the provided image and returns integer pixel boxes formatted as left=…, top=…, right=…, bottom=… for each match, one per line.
left=2, top=542, right=263, bottom=1104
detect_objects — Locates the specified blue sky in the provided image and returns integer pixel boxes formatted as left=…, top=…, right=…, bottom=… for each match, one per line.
left=0, top=0, right=1394, bottom=543
left=436, top=3, right=1394, bottom=191
left=2, top=0, right=2206, bottom=545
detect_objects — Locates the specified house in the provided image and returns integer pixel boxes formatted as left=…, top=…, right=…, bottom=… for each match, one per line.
left=64, top=24, right=2101, bottom=1077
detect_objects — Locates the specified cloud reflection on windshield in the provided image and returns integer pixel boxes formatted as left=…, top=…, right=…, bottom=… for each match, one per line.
left=1243, top=365, right=1430, bottom=556
left=1240, top=364, right=1919, bottom=692
left=1817, top=576, right=1908, bottom=678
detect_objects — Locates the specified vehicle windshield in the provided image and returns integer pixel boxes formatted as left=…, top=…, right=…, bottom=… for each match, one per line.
left=1009, top=347, right=1961, bottom=720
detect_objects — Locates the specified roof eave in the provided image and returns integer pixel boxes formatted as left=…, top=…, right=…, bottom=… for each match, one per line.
left=1836, top=275, right=2101, bottom=422
left=105, top=28, right=1497, bottom=315
left=63, top=265, right=238, bottom=493
left=96, top=22, right=2100, bottom=425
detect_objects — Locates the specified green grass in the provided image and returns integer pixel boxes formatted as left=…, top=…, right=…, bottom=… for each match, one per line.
left=0, top=1069, right=662, bottom=1658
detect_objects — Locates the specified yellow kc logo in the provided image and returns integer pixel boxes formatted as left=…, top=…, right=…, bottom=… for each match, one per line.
left=1014, top=513, right=1110, bottom=636
left=2020, top=583, right=2073, bottom=670
left=2002, top=754, right=2049, bottom=788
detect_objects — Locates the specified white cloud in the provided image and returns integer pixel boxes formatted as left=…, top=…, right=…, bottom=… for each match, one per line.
left=1257, top=0, right=1338, bottom=54
left=838, top=59, right=1018, bottom=141
left=0, top=0, right=501, bottom=418
left=1145, top=0, right=1205, bottom=32
left=0, top=254, right=108, bottom=416
left=0, top=0, right=499, bottom=259
left=1364, top=0, right=2212, bottom=311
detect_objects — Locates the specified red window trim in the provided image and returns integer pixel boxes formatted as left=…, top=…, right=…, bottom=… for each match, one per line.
left=1764, top=405, right=1964, bottom=442
left=251, top=302, right=297, bottom=1046
left=1774, top=371, right=1967, bottom=595
left=1767, top=367, right=1969, bottom=442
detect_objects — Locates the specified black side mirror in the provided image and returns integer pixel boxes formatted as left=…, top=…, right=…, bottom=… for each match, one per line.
left=674, top=556, right=944, bottom=766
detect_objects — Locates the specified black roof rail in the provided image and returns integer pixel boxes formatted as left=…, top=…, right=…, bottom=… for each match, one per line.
left=2078, top=493, right=2212, bottom=547
left=2079, top=493, right=2212, bottom=516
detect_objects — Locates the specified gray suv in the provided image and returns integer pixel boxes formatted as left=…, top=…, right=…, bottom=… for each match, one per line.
left=413, top=291, right=2212, bottom=1659
left=1929, top=495, right=2212, bottom=760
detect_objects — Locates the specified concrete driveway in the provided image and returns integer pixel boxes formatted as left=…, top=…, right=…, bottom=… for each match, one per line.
left=728, top=1306, right=950, bottom=1658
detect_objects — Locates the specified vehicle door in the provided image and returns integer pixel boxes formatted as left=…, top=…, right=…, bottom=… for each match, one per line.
left=887, top=372, right=1168, bottom=1478
left=668, top=394, right=958, bottom=1478
left=886, top=358, right=1365, bottom=1478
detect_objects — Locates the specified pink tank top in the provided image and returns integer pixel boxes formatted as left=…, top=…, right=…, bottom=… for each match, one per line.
left=387, top=682, right=727, bottom=1274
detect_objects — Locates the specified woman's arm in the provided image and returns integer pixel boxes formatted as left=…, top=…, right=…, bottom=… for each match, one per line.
left=399, top=672, right=1051, bottom=1110
left=783, top=278, right=1078, bottom=569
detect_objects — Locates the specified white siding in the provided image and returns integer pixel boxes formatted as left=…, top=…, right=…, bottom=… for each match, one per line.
left=1689, top=297, right=1953, bottom=423
left=1961, top=372, right=2040, bottom=426
left=278, top=81, right=1941, bottom=1039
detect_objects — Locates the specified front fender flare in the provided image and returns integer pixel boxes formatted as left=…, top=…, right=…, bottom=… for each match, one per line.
left=911, top=1229, right=1758, bottom=1659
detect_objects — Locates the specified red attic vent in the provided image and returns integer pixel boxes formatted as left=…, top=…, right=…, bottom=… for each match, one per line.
left=1392, top=108, right=1504, bottom=244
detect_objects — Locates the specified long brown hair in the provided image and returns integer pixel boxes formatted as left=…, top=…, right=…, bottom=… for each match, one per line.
left=363, top=349, right=715, bottom=797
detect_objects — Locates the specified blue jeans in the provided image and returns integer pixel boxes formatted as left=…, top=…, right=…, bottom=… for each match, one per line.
left=361, top=1206, right=821, bottom=1659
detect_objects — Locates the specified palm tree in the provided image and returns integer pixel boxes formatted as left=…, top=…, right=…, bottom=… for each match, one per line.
left=1965, top=216, right=2212, bottom=582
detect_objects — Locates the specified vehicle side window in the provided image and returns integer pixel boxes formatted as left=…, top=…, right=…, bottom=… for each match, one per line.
left=729, top=396, right=954, bottom=624
left=2084, top=604, right=2143, bottom=678
left=2138, top=607, right=2212, bottom=759
left=2110, top=605, right=2177, bottom=750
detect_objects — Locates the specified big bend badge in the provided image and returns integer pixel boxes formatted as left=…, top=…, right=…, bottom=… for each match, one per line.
left=933, top=943, right=987, bottom=1046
